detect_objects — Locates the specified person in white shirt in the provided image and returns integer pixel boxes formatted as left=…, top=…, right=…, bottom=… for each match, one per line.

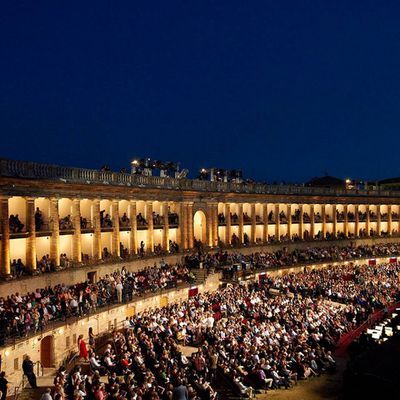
left=116, top=282, right=123, bottom=303
left=40, top=388, right=53, bottom=400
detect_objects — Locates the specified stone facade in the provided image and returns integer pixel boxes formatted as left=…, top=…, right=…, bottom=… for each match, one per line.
left=1, top=158, right=400, bottom=276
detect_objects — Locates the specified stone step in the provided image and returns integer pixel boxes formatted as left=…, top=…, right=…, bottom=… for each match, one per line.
left=18, top=387, right=52, bottom=400
left=36, top=376, right=55, bottom=387
left=42, top=367, right=57, bottom=377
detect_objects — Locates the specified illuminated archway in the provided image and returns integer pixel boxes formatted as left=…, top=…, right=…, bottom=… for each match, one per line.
left=193, top=210, right=207, bottom=243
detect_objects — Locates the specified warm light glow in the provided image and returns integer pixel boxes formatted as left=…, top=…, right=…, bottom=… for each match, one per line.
left=131, top=159, right=139, bottom=165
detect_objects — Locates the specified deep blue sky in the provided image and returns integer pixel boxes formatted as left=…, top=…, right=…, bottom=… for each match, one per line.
left=1, top=1, right=399, bottom=182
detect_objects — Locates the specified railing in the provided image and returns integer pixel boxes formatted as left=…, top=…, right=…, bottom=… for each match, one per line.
left=1, top=158, right=398, bottom=197
left=34, top=360, right=44, bottom=377
left=13, top=375, right=25, bottom=400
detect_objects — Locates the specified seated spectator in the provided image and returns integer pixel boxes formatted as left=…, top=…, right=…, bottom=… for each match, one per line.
left=59, top=215, right=73, bottom=230
left=120, top=213, right=130, bottom=227
left=9, top=214, right=24, bottom=233
left=136, top=213, right=147, bottom=226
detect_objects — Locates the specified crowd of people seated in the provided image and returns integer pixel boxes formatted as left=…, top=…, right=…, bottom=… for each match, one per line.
left=231, top=213, right=239, bottom=224
left=153, top=213, right=164, bottom=226
left=6, top=242, right=398, bottom=342
left=120, top=212, right=178, bottom=228
left=2, top=239, right=400, bottom=398
left=60, top=253, right=71, bottom=269
left=0, top=262, right=194, bottom=344
left=169, top=240, right=179, bottom=253
left=11, top=208, right=400, bottom=236
left=136, top=213, right=147, bottom=227
left=243, top=212, right=251, bottom=223
left=190, top=242, right=400, bottom=274
left=38, top=254, right=54, bottom=273
left=100, top=211, right=112, bottom=228
left=120, top=213, right=130, bottom=228
left=60, top=215, right=73, bottom=230
left=54, top=256, right=400, bottom=400
left=9, top=214, right=24, bottom=233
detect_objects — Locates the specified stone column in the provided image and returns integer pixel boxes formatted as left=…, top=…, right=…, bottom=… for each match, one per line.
left=354, top=205, right=359, bottom=237
left=129, top=201, right=138, bottom=254
left=72, top=199, right=82, bottom=263
left=0, top=198, right=10, bottom=276
left=26, top=198, right=37, bottom=272
left=365, top=205, right=371, bottom=236
left=187, top=202, right=194, bottom=248
left=146, top=201, right=154, bottom=254
left=251, top=204, right=256, bottom=244
left=206, top=203, right=213, bottom=247
left=162, top=202, right=169, bottom=251
left=322, top=204, right=327, bottom=238
left=343, top=205, right=349, bottom=237
left=332, top=204, right=337, bottom=238
left=238, top=203, right=244, bottom=244
left=262, top=204, right=268, bottom=243
left=225, top=203, right=231, bottom=245
left=286, top=204, right=292, bottom=240
left=112, top=200, right=120, bottom=257
left=275, top=204, right=280, bottom=241
left=212, top=203, right=218, bottom=247
left=299, top=205, right=304, bottom=240
left=388, top=205, right=392, bottom=235
left=376, top=205, right=381, bottom=236
left=175, top=202, right=183, bottom=250
left=181, top=203, right=188, bottom=250
left=49, top=197, right=60, bottom=267
left=310, top=204, right=315, bottom=239
left=93, top=199, right=102, bottom=260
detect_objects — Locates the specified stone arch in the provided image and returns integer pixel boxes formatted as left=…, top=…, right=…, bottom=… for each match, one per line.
left=193, top=210, right=207, bottom=243
left=40, top=334, right=55, bottom=368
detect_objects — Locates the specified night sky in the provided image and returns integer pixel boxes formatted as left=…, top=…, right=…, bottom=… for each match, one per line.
left=1, top=1, right=400, bottom=183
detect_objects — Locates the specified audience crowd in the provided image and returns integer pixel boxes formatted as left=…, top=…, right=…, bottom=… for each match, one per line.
left=58, top=258, right=400, bottom=400
left=0, top=263, right=194, bottom=344
left=4, top=242, right=400, bottom=399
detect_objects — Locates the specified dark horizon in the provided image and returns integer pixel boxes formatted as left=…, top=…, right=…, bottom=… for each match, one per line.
left=1, top=1, right=400, bottom=183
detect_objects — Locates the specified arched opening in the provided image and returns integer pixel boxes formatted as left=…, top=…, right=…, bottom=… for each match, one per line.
left=40, top=335, right=55, bottom=368
left=193, top=210, right=207, bottom=243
